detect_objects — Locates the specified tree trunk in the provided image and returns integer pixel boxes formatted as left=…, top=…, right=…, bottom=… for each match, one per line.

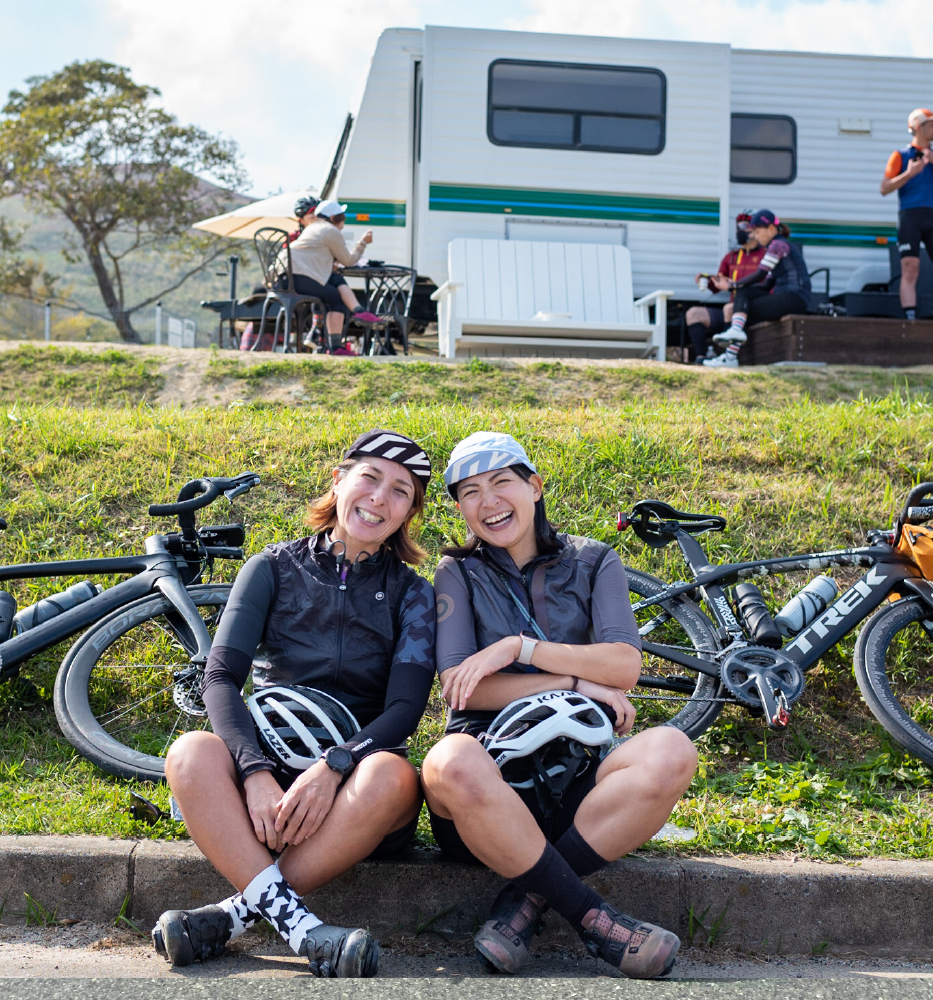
left=84, top=239, right=141, bottom=343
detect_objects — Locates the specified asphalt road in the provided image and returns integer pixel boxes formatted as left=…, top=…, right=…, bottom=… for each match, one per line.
left=1, top=922, right=932, bottom=998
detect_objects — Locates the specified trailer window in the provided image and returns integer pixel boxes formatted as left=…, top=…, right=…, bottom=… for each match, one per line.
left=488, top=60, right=666, bottom=155
left=730, top=114, right=796, bottom=184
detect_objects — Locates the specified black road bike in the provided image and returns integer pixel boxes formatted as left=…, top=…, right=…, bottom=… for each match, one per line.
left=0, top=472, right=259, bottom=781
left=619, top=483, right=933, bottom=767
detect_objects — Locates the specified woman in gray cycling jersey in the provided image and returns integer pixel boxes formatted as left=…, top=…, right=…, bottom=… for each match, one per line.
left=151, top=430, right=436, bottom=978
left=421, top=431, right=697, bottom=980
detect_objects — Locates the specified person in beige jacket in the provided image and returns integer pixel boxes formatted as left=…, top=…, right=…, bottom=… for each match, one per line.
left=281, top=200, right=377, bottom=343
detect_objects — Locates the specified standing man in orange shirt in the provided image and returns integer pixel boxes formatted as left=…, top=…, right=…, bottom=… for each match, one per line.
left=881, top=108, right=933, bottom=320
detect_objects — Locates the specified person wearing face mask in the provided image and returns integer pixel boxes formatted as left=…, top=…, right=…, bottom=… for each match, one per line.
left=150, top=430, right=435, bottom=978
left=683, top=212, right=766, bottom=363
left=881, top=108, right=933, bottom=321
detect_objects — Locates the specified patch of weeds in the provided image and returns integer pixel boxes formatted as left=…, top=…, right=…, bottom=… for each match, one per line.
left=113, top=895, right=145, bottom=936
left=687, top=900, right=730, bottom=947
left=22, top=892, right=59, bottom=927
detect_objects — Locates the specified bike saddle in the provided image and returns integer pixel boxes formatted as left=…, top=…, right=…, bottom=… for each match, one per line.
left=618, top=500, right=727, bottom=549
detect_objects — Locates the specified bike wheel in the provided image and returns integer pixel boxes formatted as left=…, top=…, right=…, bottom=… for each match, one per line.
left=854, top=595, right=933, bottom=767
left=625, top=567, right=726, bottom=739
left=53, top=584, right=232, bottom=782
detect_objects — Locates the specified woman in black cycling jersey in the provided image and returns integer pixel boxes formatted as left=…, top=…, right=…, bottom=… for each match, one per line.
left=704, top=208, right=811, bottom=369
left=420, top=432, right=697, bottom=979
left=151, top=430, right=435, bottom=978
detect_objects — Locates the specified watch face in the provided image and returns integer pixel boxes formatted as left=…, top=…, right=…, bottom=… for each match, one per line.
left=325, top=747, right=354, bottom=773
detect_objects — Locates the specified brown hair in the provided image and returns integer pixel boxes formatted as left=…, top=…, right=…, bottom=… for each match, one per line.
left=776, top=222, right=791, bottom=238
left=305, top=458, right=427, bottom=565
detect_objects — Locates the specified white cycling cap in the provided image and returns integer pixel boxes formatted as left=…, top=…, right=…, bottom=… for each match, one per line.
left=315, top=199, right=349, bottom=218
left=444, top=431, right=537, bottom=497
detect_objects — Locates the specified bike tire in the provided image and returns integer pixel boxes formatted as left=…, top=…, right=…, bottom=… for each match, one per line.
left=625, top=567, right=727, bottom=739
left=854, top=595, right=933, bottom=767
left=53, top=584, right=232, bottom=782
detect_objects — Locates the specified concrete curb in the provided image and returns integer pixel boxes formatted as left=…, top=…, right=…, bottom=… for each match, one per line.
left=2, top=836, right=931, bottom=958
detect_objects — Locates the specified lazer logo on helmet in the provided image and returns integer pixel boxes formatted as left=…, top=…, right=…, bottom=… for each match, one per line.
left=264, top=730, right=290, bottom=756
left=788, top=566, right=889, bottom=653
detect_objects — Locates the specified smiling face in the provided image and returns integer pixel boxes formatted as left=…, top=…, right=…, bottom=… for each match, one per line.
left=330, top=457, right=417, bottom=560
left=455, top=466, right=543, bottom=566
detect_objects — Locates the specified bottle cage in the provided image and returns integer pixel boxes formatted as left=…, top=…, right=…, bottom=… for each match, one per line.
left=618, top=500, right=727, bottom=549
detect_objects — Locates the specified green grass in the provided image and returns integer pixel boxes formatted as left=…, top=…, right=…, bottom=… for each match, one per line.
left=0, top=384, right=932, bottom=853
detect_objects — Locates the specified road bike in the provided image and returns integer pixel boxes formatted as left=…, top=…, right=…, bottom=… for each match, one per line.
left=0, top=472, right=259, bottom=781
left=618, top=482, right=933, bottom=767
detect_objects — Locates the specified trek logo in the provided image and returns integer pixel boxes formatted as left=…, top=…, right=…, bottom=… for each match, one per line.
left=788, top=566, right=888, bottom=653
left=712, top=595, right=740, bottom=630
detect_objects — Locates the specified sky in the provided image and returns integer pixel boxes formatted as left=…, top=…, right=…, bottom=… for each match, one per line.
left=2, top=0, right=932, bottom=200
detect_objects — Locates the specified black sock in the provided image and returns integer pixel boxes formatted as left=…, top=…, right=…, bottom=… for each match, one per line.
left=553, top=824, right=610, bottom=878
left=686, top=322, right=707, bottom=357
left=512, top=843, right=602, bottom=930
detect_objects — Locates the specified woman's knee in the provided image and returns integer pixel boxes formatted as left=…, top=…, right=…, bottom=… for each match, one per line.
left=644, top=727, right=699, bottom=787
left=353, top=753, right=420, bottom=808
left=685, top=306, right=708, bottom=326
left=421, top=736, right=498, bottom=805
left=165, top=731, right=234, bottom=791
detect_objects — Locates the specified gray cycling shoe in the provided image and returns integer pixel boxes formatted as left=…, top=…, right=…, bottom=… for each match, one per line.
left=474, top=884, right=547, bottom=974
left=302, top=924, right=379, bottom=978
left=151, top=904, right=232, bottom=966
left=580, top=902, right=680, bottom=979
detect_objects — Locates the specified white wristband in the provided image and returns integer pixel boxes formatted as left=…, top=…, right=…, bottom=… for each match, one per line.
left=517, top=634, right=539, bottom=665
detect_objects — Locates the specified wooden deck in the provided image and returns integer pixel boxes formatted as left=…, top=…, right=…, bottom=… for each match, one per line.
left=743, top=314, right=933, bottom=366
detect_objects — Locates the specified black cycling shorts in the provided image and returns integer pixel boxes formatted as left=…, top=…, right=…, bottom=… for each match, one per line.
left=428, top=766, right=599, bottom=864
left=897, top=207, right=933, bottom=259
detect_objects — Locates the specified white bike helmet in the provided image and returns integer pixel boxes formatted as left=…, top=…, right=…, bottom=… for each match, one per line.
left=247, top=686, right=360, bottom=776
left=482, top=691, right=613, bottom=807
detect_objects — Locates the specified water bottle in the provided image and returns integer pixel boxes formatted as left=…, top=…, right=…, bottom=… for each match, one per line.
left=774, top=576, right=839, bottom=637
left=13, top=580, right=101, bottom=633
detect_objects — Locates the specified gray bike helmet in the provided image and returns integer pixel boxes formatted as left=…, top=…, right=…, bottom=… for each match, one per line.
left=482, top=691, right=613, bottom=811
left=247, top=685, right=360, bottom=776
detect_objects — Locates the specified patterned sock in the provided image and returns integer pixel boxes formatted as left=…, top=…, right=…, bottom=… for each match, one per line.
left=731, top=314, right=747, bottom=332
left=241, top=864, right=323, bottom=956
left=726, top=344, right=741, bottom=357
left=553, top=824, right=610, bottom=878
left=511, top=843, right=602, bottom=931
left=217, top=893, right=261, bottom=940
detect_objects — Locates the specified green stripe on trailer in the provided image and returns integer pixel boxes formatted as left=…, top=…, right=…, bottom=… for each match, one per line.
left=344, top=201, right=407, bottom=227
left=786, top=220, right=897, bottom=249
left=428, top=183, right=720, bottom=226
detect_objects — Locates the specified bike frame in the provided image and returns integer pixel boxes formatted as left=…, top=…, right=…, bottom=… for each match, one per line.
left=0, top=535, right=214, bottom=675
left=635, top=530, right=933, bottom=680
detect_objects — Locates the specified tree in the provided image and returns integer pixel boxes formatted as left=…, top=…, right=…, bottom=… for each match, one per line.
left=0, top=61, right=247, bottom=342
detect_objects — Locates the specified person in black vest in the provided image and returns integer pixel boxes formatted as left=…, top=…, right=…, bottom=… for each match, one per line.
left=704, top=209, right=811, bottom=369
left=421, top=432, right=697, bottom=979
left=151, top=430, right=435, bottom=977
left=881, top=108, right=933, bottom=320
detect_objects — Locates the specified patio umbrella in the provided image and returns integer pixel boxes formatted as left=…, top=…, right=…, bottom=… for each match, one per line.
left=192, top=189, right=318, bottom=239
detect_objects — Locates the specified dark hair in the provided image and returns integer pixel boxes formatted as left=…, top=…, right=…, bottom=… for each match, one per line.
left=443, top=464, right=560, bottom=560
left=305, top=457, right=427, bottom=565
left=776, top=222, right=791, bottom=238
left=323, top=212, right=346, bottom=226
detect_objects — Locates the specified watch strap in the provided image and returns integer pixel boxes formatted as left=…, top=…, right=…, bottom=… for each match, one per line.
left=517, top=633, right=539, bottom=665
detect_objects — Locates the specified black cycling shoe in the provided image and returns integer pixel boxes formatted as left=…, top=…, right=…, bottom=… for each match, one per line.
left=580, top=902, right=680, bottom=979
left=473, top=884, right=548, bottom=974
left=302, top=924, right=379, bottom=978
left=151, top=904, right=233, bottom=966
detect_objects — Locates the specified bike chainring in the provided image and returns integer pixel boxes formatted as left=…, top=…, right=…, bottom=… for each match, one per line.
left=172, top=665, right=208, bottom=716
left=719, top=646, right=805, bottom=730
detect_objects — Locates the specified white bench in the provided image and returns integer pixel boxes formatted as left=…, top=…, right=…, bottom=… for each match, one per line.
left=430, top=239, right=672, bottom=360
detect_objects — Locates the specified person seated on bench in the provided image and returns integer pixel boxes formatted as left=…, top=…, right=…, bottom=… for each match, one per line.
left=421, top=432, right=697, bottom=980
left=704, top=209, right=811, bottom=369
left=289, top=196, right=376, bottom=331
left=151, top=430, right=436, bottom=978
left=684, top=211, right=766, bottom=363
left=281, top=199, right=380, bottom=348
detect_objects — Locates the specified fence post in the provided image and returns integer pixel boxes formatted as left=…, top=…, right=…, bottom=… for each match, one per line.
left=155, top=301, right=162, bottom=346
left=44, top=300, right=51, bottom=342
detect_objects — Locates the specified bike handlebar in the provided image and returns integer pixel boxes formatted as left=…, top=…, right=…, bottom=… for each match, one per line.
left=907, top=505, right=933, bottom=522
left=148, top=473, right=261, bottom=518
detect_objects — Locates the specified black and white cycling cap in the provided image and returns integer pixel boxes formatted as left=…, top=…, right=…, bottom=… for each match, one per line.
left=247, top=686, right=360, bottom=776
left=444, top=431, right=537, bottom=497
left=343, top=429, right=432, bottom=488
left=482, top=690, right=613, bottom=787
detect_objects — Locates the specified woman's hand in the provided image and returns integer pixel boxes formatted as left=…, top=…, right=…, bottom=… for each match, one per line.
left=361, top=229, right=374, bottom=245
left=244, top=770, right=287, bottom=851
left=575, top=678, right=636, bottom=735
left=441, top=636, right=522, bottom=710
left=274, top=759, right=343, bottom=846
left=710, top=273, right=731, bottom=292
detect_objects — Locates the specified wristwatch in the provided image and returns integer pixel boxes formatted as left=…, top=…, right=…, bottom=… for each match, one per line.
left=323, top=746, right=355, bottom=777
left=517, top=631, right=540, bottom=665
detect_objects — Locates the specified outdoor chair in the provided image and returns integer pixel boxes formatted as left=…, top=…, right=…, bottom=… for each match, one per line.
left=252, top=227, right=325, bottom=352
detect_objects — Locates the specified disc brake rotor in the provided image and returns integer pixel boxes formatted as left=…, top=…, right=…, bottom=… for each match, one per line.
left=172, top=665, right=208, bottom=716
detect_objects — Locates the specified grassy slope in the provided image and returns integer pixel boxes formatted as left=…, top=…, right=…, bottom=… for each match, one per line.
left=0, top=346, right=932, bottom=855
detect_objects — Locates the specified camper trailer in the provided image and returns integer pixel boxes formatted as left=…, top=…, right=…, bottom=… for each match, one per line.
left=326, top=25, right=928, bottom=318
